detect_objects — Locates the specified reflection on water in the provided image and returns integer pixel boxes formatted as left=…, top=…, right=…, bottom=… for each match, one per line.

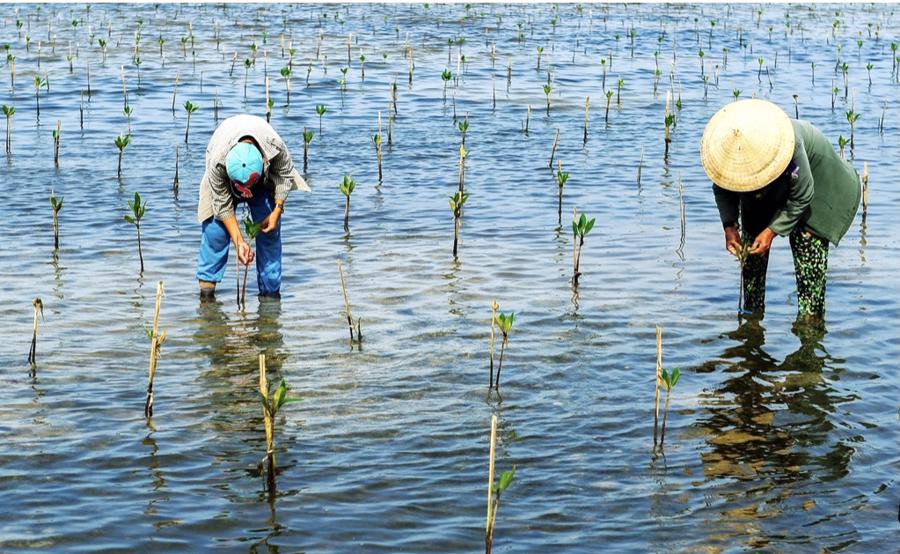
left=695, top=318, right=864, bottom=549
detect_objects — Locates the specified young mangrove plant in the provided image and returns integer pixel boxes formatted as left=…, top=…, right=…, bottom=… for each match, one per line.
left=604, top=89, right=614, bottom=124
left=441, top=69, right=452, bottom=103
left=664, top=91, right=675, bottom=160
left=124, top=191, right=146, bottom=274
left=492, top=311, right=514, bottom=391
left=555, top=162, right=569, bottom=226
left=27, top=297, right=43, bottom=366
left=115, top=134, right=131, bottom=180
left=543, top=83, right=552, bottom=116
left=173, top=146, right=180, bottom=194
left=49, top=192, right=63, bottom=250
left=280, top=66, right=292, bottom=104
left=616, top=78, right=624, bottom=107
left=339, top=174, right=356, bottom=232
left=458, top=117, right=469, bottom=146
left=450, top=189, right=469, bottom=259
left=837, top=135, right=848, bottom=159
left=652, top=325, right=662, bottom=446
left=373, top=115, right=383, bottom=183
left=572, top=210, right=596, bottom=286
left=33, top=75, right=47, bottom=121
left=240, top=215, right=262, bottom=309
left=52, top=120, right=60, bottom=167
left=144, top=281, right=166, bottom=417
left=123, top=105, right=134, bottom=134
left=302, top=127, right=313, bottom=172
left=658, top=367, right=681, bottom=447
left=2, top=105, right=13, bottom=154
left=488, top=299, right=499, bottom=387
left=582, top=97, right=590, bottom=144
left=258, top=354, right=299, bottom=492
left=337, top=260, right=362, bottom=345
left=485, top=414, right=515, bottom=554
left=316, top=104, right=326, bottom=134
left=846, top=109, right=859, bottom=153
left=183, top=100, right=198, bottom=143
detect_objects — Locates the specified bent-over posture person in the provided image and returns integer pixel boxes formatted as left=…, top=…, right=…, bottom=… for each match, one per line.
left=700, top=99, right=860, bottom=319
left=197, top=114, right=310, bottom=298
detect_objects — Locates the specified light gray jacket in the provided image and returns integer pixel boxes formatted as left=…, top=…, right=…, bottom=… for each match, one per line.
left=197, top=114, right=309, bottom=223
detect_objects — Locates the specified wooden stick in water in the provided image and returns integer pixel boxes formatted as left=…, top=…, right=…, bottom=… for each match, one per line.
left=862, top=161, right=868, bottom=217
left=489, top=300, right=498, bottom=388
left=28, top=298, right=43, bottom=365
left=337, top=260, right=355, bottom=344
left=583, top=96, right=590, bottom=144
left=548, top=128, right=560, bottom=169
left=485, top=414, right=498, bottom=553
left=637, top=145, right=644, bottom=187
left=259, top=353, right=276, bottom=487
left=653, top=325, right=662, bottom=446
left=265, top=76, right=271, bottom=122
left=144, top=281, right=164, bottom=417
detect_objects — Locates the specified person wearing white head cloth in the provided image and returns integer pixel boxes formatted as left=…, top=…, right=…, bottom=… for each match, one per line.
left=196, top=114, right=311, bottom=299
left=701, top=99, right=860, bottom=319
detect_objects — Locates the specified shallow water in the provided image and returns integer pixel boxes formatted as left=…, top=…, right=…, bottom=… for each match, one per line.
left=1, top=3, right=899, bottom=552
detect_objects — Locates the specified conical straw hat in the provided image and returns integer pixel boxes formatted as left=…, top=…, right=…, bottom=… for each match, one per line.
left=700, top=99, right=795, bottom=193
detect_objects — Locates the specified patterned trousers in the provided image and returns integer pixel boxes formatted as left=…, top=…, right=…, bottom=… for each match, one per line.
left=742, top=226, right=829, bottom=318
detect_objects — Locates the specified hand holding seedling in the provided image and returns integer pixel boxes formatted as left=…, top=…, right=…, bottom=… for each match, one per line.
left=724, top=225, right=742, bottom=256
left=748, top=227, right=775, bottom=255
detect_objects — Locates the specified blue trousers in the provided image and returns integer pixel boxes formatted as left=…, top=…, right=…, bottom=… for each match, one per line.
left=196, top=193, right=282, bottom=295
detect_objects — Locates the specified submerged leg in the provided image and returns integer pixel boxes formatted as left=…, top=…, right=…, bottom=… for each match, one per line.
left=741, top=231, right=770, bottom=314
left=790, top=227, right=829, bottom=319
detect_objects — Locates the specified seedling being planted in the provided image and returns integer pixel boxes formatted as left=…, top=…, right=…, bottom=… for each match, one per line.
left=485, top=414, right=515, bottom=554
left=27, top=298, right=43, bottom=365
left=49, top=192, right=63, bottom=250
left=302, top=127, right=313, bottom=172
left=115, top=135, right=131, bottom=180
left=240, top=214, right=262, bottom=309
left=144, top=281, right=167, bottom=417
left=658, top=367, right=681, bottom=447
left=2, top=105, right=13, bottom=154
left=571, top=210, right=596, bottom=286
left=258, top=354, right=299, bottom=492
left=183, top=100, right=198, bottom=143
left=124, top=191, right=147, bottom=274
left=339, top=174, right=356, bottom=232
left=492, top=311, right=514, bottom=391
left=449, top=189, right=469, bottom=259
left=316, top=104, right=327, bottom=134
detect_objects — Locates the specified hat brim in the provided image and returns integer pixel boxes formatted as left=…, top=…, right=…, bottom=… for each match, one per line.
left=700, top=99, right=795, bottom=193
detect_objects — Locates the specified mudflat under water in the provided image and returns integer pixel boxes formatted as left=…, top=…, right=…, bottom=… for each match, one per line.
left=1, top=3, right=898, bottom=552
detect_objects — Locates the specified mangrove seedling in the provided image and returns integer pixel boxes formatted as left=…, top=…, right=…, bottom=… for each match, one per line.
left=846, top=109, right=859, bottom=152
left=572, top=210, right=596, bottom=286
left=52, top=121, right=60, bottom=167
left=123, top=105, right=134, bottom=134
left=653, top=325, right=663, bottom=445
left=867, top=63, right=873, bottom=86
left=33, top=75, right=47, bottom=121
left=536, top=45, right=543, bottom=70
left=604, top=89, right=613, bottom=124
left=757, top=57, right=764, bottom=81
left=792, top=94, right=799, bottom=119
left=658, top=367, right=681, bottom=447
left=173, top=145, right=180, bottom=194
left=616, top=78, right=624, bottom=107
left=49, top=192, right=63, bottom=250
left=837, top=135, right=848, bottom=159
left=302, top=127, right=313, bottom=172
left=732, top=89, right=741, bottom=101
left=183, top=100, right=198, bottom=143
left=316, top=104, right=326, bottom=134
left=458, top=118, right=469, bottom=146
left=441, top=69, right=452, bottom=102
left=492, top=311, right=514, bottom=390
left=373, top=128, right=383, bottom=183
left=258, top=354, right=299, bottom=491
left=359, top=53, right=366, bottom=81
left=2, top=105, right=12, bottom=154
left=337, top=260, right=362, bottom=345
left=243, top=58, right=252, bottom=98
left=543, top=83, right=552, bottom=116
left=485, top=414, right=515, bottom=554
left=280, top=66, right=292, bottom=104
left=488, top=299, right=499, bottom=387
left=115, top=135, right=131, bottom=180
left=144, top=281, right=166, bottom=417
left=664, top=91, right=675, bottom=160
left=27, top=297, right=43, bottom=365
left=124, top=191, right=146, bottom=274
left=555, top=162, right=569, bottom=225
left=339, top=174, right=356, bottom=232
left=240, top=215, right=262, bottom=309
left=450, top=191, right=469, bottom=259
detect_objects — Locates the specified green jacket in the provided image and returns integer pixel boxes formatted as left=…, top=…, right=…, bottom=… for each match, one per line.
left=713, top=120, right=861, bottom=246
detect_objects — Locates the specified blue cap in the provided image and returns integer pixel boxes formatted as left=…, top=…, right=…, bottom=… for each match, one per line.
left=225, top=142, right=264, bottom=189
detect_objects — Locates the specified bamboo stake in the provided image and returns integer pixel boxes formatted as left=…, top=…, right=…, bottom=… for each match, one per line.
left=28, top=298, right=43, bottom=365
left=583, top=97, right=591, bottom=144
left=548, top=128, right=560, bottom=169
left=259, top=353, right=276, bottom=487
left=653, top=325, right=662, bottom=445
left=637, top=145, right=644, bottom=187
left=144, top=281, right=164, bottom=417
left=337, top=260, right=356, bottom=344
left=485, top=414, right=498, bottom=553
left=489, top=300, right=498, bottom=387
left=265, top=76, right=271, bottom=123
left=524, top=104, right=531, bottom=135
left=862, top=161, right=868, bottom=217
left=53, top=119, right=60, bottom=166
left=173, top=145, right=180, bottom=194
left=171, top=71, right=179, bottom=113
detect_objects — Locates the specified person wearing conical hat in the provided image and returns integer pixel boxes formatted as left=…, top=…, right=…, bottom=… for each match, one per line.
left=701, top=99, right=861, bottom=319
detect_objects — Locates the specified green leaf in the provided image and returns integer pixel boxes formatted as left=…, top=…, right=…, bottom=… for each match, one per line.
left=497, top=465, right=516, bottom=492
left=671, top=367, right=681, bottom=388
left=584, top=218, right=596, bottom=235
left=124, top=215, right=135, bottom=224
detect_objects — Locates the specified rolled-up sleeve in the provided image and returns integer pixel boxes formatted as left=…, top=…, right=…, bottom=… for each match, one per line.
left=209, top=165, right=235, bottom=221
left=713, top=184, right=740, bottom=227
left=269, top=146, right=296, bottom=203
left=768, top=152, right=814, bottom=236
